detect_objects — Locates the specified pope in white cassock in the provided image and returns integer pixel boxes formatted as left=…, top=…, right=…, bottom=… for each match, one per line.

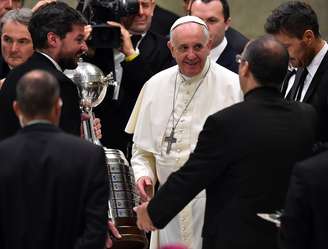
left=126, top=16, right=243, bottom=249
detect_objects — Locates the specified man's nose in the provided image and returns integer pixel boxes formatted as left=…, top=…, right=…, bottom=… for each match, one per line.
left=138, top=4, right=144, bottom=15
left=11, top=42, right=18, bottom=52
left=186, top=48, right=197, bottom=59
left=5, top=0, right=13, bottom=9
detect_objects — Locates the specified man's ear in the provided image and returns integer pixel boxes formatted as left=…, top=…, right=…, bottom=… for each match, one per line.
left=167, top=40, right=176, bottom=58
left=239, top=60, right=250, bottom=78
left=54, top=97, right=62, bottom=116
left=13, top=101, right=21, bottom=118
left=302, top=29, right=315, bottom=46
left=224, top=17, right=231, bottom=31
left=206, top=38, right=212, bottom=50
left=51, top=97, right=62, bottom=125
left=47, top=32, right=60, bottom=48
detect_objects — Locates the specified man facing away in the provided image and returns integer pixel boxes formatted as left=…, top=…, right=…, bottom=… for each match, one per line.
left=0, top=70, right=109, bottom=249
left=265, top=1, right=328, bottom=143
left=134, top=35, right=317, bottom=249
left=279, top=144, right=328, bottom=249
left=126, top=15, right=242, bottom=249
left=0, top=2, right=88, bottom=140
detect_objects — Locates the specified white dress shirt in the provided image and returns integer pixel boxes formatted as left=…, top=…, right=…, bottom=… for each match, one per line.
left=300, top=41, right=328, bottom=101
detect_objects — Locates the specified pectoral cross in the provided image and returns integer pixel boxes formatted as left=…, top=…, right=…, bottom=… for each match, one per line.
left=164, top=129, right=177, bottom=154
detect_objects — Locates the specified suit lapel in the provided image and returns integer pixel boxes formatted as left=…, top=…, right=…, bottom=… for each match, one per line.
left=303, top=50, right=328, bottom=102
left=287, top=68, right=303, bottom=100
left=216, top=43, right=238, bottom=73
left=281, top=69, right=296, bottom=97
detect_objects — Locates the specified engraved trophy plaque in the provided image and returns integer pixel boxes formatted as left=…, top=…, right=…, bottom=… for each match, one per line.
left=65, top=60, right=148, bottom=249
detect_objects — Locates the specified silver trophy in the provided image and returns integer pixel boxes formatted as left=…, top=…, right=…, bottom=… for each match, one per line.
left=65, top=60, right=148, bottom=249
left=64, top=58, right=115, bottom=145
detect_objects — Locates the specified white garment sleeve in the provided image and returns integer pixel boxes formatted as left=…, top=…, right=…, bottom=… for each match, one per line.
left=131, top=143, right=157, bottom=184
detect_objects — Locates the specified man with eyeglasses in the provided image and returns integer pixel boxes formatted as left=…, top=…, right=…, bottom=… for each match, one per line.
left=126, top=15, right=242, bottom=249
left=134, top=35, right=317, bottom=249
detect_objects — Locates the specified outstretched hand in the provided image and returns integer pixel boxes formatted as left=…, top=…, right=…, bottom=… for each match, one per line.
left=134, top=202, right=157, bottom=233
left=136, top=176, right=153, bottom=202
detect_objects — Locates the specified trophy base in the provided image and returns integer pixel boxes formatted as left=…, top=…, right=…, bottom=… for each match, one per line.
left=112, top=225, right=148, bottom=249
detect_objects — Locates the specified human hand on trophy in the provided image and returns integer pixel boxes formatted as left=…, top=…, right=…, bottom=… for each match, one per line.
left=136, top=176, right=154, bottom=202
left=80, top=113, right=102, bottom=140
left=105, top=220, right=122, bottom=248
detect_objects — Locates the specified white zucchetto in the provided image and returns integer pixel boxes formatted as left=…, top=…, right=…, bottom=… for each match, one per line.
left=170, top=15, right=208, bottom=32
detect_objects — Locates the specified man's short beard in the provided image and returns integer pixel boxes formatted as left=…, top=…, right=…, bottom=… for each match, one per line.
left=58, top=57, right=78, bottom=70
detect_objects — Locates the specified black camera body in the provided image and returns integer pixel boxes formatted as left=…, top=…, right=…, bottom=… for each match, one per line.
left=78, top=0, right=139, bottom=48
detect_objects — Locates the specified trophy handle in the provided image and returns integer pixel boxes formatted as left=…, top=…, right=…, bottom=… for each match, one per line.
left=82, top=110, right=101, bottom=146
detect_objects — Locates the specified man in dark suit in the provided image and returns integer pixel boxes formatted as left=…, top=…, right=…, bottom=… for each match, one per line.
left=0, top=69, right=109, bottom=249
left=265, top=1, right=328, bottom=143
left=184, top=0, right=248, bottom=55
left=134, top=35, right=317, bottom=249
left=0, top=8, right=33, bottom=86
left=225, top=26, right=249, bottom=54
left=279, top=150, right=328, bottom=249
left=0, top=2, right=88, bottom=140
left=0, top=0, right=13, bottom=78
left=82, top=0, right=174, bottom=156
left=189, top=0, right=239, bottom=73
left=0, top=52, right=9, bottom=80
left=150, top=4, right=179, bottom=37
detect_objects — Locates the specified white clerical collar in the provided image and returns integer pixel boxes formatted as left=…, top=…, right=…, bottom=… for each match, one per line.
left=306, top=41, right=328, bottom=78
left=37, top=51, right=63, bottom=72
left=179, top=57, right=211, bottom=84
left=210, top=36, right=227, bottom=62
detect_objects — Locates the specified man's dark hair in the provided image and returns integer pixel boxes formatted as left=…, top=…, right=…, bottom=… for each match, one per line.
left=189, top=0, right=230, bottom=21
left=16, top=70, right=60, bottom=117
left=243, top=35, right=289, bottom=87
left=28, top=1, right=87, bottom=49
left=264, top=1, right=320, bottom=39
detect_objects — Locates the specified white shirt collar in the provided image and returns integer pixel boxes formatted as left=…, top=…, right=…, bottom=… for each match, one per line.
left=299, top=41, right=328, bottom=101
left=210, top=36, right=227, bottom=62
left=37, top=51, right=62, bottom=72
left=306, top=41, right=328, bottom=78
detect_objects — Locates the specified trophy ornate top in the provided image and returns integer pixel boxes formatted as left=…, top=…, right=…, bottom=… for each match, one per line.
left=64, top=59, right=114, bottom=109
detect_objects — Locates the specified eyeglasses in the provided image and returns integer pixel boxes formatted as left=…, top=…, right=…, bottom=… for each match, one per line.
left=235, top=54, right=245, bottom=64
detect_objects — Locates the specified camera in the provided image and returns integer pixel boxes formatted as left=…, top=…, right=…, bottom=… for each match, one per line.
left=78, top=0, right=139, bottom=48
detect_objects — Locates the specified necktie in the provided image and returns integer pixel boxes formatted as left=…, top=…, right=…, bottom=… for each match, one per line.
left=294, top=68, right=308, bottom=101
left=130, top=35, right=142, bottom=49
left=281, top=69, right=296, bottom=97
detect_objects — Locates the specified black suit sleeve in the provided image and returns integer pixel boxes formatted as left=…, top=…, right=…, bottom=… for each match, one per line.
left=279, top=163, right=311, bottom=249
left=120, top=37, right=174, bottom=100
left=74, top=147, right=109, bottom=249
left=147, top=114, right=229, bottom=228
left=0, top=72, right=20, bottom=140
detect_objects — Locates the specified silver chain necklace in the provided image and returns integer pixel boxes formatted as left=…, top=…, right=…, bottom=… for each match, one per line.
left=164, top=63, right=211, bottom=154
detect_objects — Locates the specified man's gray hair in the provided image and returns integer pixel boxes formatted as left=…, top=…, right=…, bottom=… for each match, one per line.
left=0, top=8, right=33, bottom=33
